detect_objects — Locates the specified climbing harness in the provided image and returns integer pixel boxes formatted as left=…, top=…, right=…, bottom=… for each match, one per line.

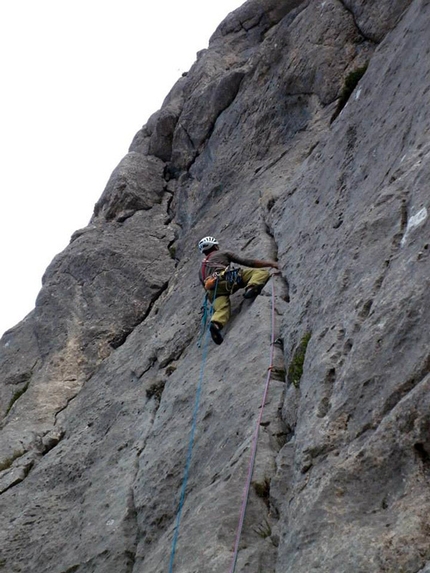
left=168, top=279, right=219, bottom=573
left=204, top=267, right=244, bottom=293
left=228, top=277, right=276, bottom=573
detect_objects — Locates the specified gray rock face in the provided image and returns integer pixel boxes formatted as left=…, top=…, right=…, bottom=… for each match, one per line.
left=1, top=0, right=429, bottom=572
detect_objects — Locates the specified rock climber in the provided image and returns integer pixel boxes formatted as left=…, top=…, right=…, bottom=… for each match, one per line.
left=198, top=236, right=279, bottom=345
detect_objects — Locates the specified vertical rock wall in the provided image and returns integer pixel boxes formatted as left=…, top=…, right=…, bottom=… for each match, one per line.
left=1, top=1, right=429, bottom=572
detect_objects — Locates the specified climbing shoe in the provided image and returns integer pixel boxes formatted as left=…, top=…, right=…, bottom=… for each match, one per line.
left=243, top=285, right=263, bottom=299
left=210, top=322, right=223, bottom=345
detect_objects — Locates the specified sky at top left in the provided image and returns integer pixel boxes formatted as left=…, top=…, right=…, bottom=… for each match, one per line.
left=0, top=0, right=245, bottom=337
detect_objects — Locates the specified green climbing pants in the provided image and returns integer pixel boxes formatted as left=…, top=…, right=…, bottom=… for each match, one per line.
left=208, top=268, right=271, bottom=328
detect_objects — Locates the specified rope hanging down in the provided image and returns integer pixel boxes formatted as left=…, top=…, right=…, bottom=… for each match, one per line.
left=168, top=282, right=218, bottom=573
left=228, top=277, right=276, bottom=573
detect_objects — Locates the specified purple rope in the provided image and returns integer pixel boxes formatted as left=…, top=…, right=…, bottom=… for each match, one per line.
left=228, top=277, right=276, bottom=573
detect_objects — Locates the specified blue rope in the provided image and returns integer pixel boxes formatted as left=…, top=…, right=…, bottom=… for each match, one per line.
left=168, top=282, right=218, bottom=573
left=197, top=294, right=210, bottom=348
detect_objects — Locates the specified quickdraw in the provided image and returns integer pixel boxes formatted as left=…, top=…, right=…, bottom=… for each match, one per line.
left=224, top=268, right=243, bottom=292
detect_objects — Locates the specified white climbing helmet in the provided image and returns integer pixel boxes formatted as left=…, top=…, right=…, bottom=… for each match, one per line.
left=198, top=236, right=219, bottom=253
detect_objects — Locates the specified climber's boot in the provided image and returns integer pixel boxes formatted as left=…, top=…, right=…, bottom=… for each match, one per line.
left=210, top=322, right=223, bottom=345
left=243, top=285, right=263, bottom=299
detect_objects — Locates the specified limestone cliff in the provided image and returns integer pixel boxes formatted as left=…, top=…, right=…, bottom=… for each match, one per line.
left=1, top=0, right=430, bottom=572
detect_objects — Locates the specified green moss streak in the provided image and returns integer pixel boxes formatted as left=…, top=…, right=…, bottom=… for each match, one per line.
left=288, top=331, right=312, bottom=388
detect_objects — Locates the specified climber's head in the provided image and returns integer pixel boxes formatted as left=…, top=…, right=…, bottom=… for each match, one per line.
left=198, top=236, right=219, bottom=254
